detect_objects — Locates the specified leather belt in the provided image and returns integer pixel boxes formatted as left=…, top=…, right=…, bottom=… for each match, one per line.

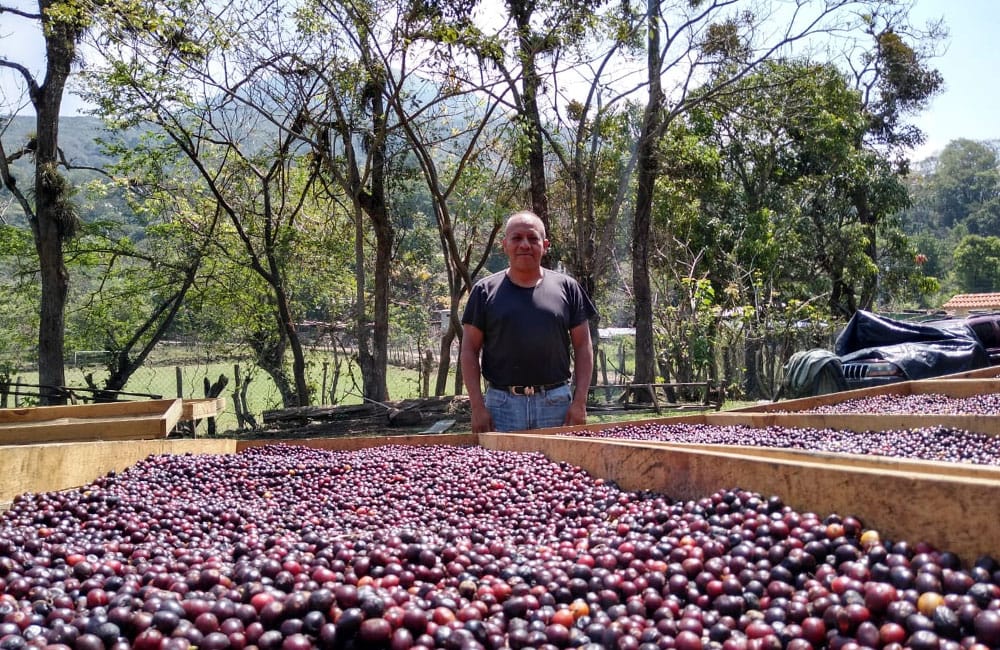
left=491, top=381, right=568, bottom=396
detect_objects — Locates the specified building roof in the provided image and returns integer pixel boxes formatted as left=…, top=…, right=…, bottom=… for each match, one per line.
left=941, top=293, right=1000, bottom=314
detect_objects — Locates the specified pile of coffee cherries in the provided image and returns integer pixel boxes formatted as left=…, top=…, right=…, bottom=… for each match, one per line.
left=790, top=393, right=1000, bottom=416
left=1, top=444, right=999, bottom=649
left=562, top=423, right=1000, bottom=466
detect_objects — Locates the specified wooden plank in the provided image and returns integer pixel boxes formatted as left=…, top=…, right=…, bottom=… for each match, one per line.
left=0, top=399, right=182, bottom=423
left=907, top=378, right=1000, bottom=397
left=574, top=438, right=1000, bottom=481
left=181, top=397, right=227, bottom=421
left=235, top=432, right=477, bottom=453
left=704, top=411, right=1000, bottom=437
left=734, top=378, right=1000, bottom=414
left=935, top=365, right=1000, bottom=380
left=0, top=399, right=183, bottom=445
left=0, top=438, right=237, bottom=507
left=716, top=378, right=1000, bottom=436
left=480, top=431, right=1000, bottom=564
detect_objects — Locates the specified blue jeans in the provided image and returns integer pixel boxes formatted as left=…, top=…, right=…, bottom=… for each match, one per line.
left=485, top=384, right=572, bottom=432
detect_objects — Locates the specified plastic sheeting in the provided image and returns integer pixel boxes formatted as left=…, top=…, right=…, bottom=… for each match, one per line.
left=835, top=310, right=988, bottom=380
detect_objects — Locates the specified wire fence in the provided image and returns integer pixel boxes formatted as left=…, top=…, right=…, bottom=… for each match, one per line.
left=0, top=339, right=453, bottom=433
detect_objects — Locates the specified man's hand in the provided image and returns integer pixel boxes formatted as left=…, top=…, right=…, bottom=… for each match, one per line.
left=470, top=404, right=494, bottom=433
left=564, top=400, right=587, bottom=426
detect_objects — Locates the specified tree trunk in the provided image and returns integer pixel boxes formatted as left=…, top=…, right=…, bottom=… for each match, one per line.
left=34, top=174, right=69, bottom=405
left=435, top=318, right=457, bottom=397
left=251, top=321, right=297, bottom=407
left=363, top=84, right=391, bottom=403
left=274, top=282, right=309, bottom=406
left=632, top=0, right=663, bottom=391
left=510, top=0, right=550, bottom=235
left=31, top=0, right=83, bottom=405
left=346, top=78, right=392, bottom=404
left=369, top=211, right=391, bottom=402
left=353, top=202, right=375, bottom=401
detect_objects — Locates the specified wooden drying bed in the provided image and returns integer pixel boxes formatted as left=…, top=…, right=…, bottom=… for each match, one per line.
left=480, top=429, right=1000, bottom=566
left=707, top=378, right=1000, bottom=437
left=0, top=397, right=226, bottom=445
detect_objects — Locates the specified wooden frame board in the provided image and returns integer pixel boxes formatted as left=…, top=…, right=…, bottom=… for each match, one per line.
left=0, top=438, right=237, bottom=507
left=729, top=378, right=1000, bottom=413
left=694, top=378, right=1000, bottom=436
left=181, top=397, right=226, bottom=422
left=934, top=365, right=1000, bottom=380
left=235, top=432, right=477, bottom=453
left=0, top=399, right=183, bottom=445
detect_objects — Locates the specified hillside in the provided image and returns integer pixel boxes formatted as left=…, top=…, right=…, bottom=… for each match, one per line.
left=1, top=115, right=113, bottom=168
left=0, top=115, right=124, bottom=225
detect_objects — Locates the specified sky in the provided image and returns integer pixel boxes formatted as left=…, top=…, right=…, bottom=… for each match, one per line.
left=0, top=0, right=997, bottom=162
left=906, top=0, right=1000, bottom=159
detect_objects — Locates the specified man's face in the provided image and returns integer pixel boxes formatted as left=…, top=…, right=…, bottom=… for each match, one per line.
left=502, top=218, right=549, bottom=270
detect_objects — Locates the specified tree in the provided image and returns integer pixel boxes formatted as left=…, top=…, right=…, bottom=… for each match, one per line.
left=844, top=10, right=944, bottom=310
left=82, top=0, right=346, bottom=407
left=477, top=0, right=608, bottom=240
left=627, top=0, right=938, bottom=387
left=301, top=0, right=405, bottom=403
left=899, top=138, right=1000, bottom=303
left=930, top=139, right=1000, bottom=234
left=367, top=1, right=525, bottom=395
left=63, top=145, right=217, bottom=399
left=953, top=235, right=1000, bottom=294
left=542, top=9, right=644, bottom=388
left=0, top=0, right=88, bottom=403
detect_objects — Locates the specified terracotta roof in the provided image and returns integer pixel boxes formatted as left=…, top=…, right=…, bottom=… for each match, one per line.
left=941, top=293, right=1000, bottom=312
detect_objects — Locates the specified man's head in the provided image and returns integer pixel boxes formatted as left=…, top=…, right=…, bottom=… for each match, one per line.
left=502, top=211, right=549, bottom=274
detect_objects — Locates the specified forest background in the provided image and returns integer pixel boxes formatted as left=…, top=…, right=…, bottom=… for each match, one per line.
left=2, top=0, right=1000, bottom=430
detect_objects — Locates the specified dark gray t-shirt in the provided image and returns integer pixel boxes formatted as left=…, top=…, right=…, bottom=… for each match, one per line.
left=462, top=269, right=598, bottom=386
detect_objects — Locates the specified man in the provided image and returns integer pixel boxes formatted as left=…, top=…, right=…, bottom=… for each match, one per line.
left=461, top=211, right=598, bottom=433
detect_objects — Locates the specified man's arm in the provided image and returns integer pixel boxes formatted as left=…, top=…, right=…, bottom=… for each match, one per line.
left=566, top=321, right=593, bottom=426
left=461, top=324, right=493, bottom=433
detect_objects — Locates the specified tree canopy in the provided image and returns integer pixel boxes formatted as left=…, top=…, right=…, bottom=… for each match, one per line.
left=0, top=0, right=968, bottom=408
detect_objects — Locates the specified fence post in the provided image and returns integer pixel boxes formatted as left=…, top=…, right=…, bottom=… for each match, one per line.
left=599, top=349, right=612, bottom=401
left=321, top=362, right=329, bottom=405
left=175, top=366, right=183, bottom=398
left=617, top=341, right=625, bottom=383
left=421, top=350, right=433, bottom=398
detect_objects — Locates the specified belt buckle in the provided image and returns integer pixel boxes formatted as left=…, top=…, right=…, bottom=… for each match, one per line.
left=523, top=386, right=535, bottom=396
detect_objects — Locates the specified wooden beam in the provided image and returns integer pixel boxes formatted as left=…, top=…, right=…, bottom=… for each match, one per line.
left=0, top=399, right=183, bottom=444
left=0, top=438, right=237, bottom=507
left=181, top=397, right=227, bottom=421
left=235, top=432, right=477, bottom=453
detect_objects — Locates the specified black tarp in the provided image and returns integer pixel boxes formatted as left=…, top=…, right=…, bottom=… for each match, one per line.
left=835, top=310, right=988, bottom=380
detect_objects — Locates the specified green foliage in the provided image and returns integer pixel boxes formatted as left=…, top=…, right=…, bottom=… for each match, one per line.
left=654, top=278, right=718, bottom=382
left=0, top=0, right=959, bottom=406
left=866, top=29, right=943, bottom=147
left=929, top=140, right=1000, bottom=232
left=701, top=20, right=748, bottom=61
left=897, top=139, right=1000, bottom=304
left=953, top=235, right=1000, bottom=294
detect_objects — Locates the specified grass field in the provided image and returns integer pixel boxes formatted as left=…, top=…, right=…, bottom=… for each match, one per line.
left=7, top=351, right=439, bottom=433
